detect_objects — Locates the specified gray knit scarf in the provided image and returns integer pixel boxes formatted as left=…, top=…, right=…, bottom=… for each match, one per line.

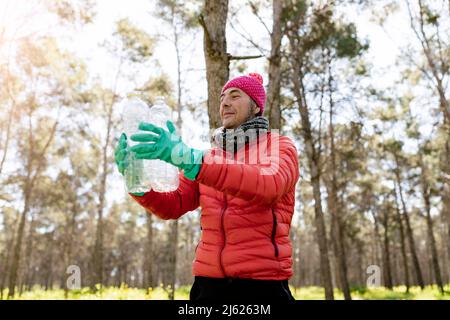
left=211, top=116, right=270, bottom=153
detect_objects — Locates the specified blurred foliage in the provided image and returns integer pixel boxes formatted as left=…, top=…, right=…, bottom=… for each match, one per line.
left=2, top=284, right=450, bottom=300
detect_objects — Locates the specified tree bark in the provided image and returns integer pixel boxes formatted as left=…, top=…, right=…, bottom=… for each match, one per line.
left=407, top=1, right=450, bottom=268
left=166, top=14, right=185, bottom=299
left=64, top=200, right=79, bottom=298
left=92, top=85, right=117, bottom=290
left=199, top=0, right=230, bottom=130
left=0, top=210, right=19, bottom=299
left=20, top=213, right=35, bottom=296
left=0, top=99, right=14, bottom=175
left=380, top=206, right=393, bottom=289
left=371, top=211, right=383, bottom=281
left=7, top=188, right=32, bottom=299
left=356, top=241, right=364, bottom=286
left=419, top=159, right=444, bottom=293
left=325, top=56, right=351, bottom=300
left=7, top=103, right=58, bottom=298
left=144, top=212, right=154, bottom=292
left=266, top=0, right=284, bottom=129
left=407, top=0, right=450, bottom=124
left=287, top=39, right=333, bottom=298
left=297, top=93, right=333, bottom=298
left=167, top=220, right=178, bottom=300
left=443, top=139, right=450, bottom=270
left=394, top=160, right=425, bottom=289
left=44, top=231, right=55, bottom=291
left=394, top=185, right=410, bottom=292
left=0, top=249, right=7, bottom=299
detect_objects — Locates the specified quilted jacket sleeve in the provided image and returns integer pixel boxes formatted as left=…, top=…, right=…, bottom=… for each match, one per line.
left=130, top=171, right=200, bottom=220
left=195, top=134, right=299, bottom=205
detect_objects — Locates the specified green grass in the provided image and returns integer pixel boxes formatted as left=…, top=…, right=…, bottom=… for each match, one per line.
left=1, top=283, right=190, bottom=300
left=290, top=284, right=450, bottom=300
left=2, top=283, right=450, bottom=300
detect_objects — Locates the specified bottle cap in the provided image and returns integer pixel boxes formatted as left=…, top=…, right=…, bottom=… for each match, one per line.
left=153, top=96, right=166, bottom=106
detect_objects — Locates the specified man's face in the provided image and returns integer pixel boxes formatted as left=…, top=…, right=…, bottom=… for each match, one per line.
left=219, top=88, right=260, bottom=129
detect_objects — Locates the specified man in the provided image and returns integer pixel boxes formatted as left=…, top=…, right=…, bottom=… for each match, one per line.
left=114, top=73, right=299, bottom=301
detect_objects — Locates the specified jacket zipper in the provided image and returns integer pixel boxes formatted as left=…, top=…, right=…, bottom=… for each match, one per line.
left=219, top=193, right=228, bottom=277
left=219, top=148, right=233, bottom=278
left=271, top=209, right=279, bottom=258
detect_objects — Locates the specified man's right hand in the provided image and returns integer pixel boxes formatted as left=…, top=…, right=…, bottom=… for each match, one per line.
left=114, top=133, right=146, bottom=197
left=114, top=133, right=129, bottom=176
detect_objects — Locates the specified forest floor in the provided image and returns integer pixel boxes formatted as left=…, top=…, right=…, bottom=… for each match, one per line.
left=2, top=284, right=450, bottom=300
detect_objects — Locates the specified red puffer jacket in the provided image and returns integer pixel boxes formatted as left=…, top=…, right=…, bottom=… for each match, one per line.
left=131, top=131, right=299, bottom=280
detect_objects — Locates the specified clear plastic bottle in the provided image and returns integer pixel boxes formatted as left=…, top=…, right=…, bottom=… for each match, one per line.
left=122, top=96, right=153, bottom=194
left=148, top=97, right=179, bottom=192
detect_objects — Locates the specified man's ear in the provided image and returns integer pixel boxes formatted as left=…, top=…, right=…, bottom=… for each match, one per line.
left=254, top=106, right=260, bottom=115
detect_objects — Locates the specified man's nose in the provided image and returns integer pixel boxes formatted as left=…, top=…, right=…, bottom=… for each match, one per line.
left=220, top=98, right=231, bottom=109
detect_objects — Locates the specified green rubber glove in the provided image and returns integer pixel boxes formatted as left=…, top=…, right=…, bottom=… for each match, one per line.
left=114, top=133, right=128, bottom=175
left=114, top=133, right=145, bottom=197
left=130, top=120, right=204, bottom=180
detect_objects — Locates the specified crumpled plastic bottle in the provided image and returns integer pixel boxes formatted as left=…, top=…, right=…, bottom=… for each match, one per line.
left=147, top=97, right=179, bottom=192
left=121, top=96, right=179, bottom=194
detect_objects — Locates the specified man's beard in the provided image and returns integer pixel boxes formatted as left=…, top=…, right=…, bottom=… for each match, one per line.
left=245, top=105, right=258, bottom=122
left=211, top=112, right=270, bottom=153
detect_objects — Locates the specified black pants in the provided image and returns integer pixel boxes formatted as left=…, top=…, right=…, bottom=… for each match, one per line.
left=189, top=276, right=295, bottom=302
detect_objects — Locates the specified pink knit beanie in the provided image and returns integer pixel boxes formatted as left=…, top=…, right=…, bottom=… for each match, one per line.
left=221, top=73, right=266, bottom=116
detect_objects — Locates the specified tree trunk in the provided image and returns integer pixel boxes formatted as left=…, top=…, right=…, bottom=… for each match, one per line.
left=20, top=213, right=35, bottom=296
left=391, top=243, right=399, bottom=286
left=299, top=105, right=333, bottom=298
left=356, top=242, right=364, bottom=287
left=394, top=163, right=425, bottom=289
left=288, top=55, right=334, bottom=298
left=199, top=0, right=230, bottom=130
left=167, top=220, right=178, bottom=300
left=144, top=212, right=154, bottom=292
left=165, top=16, right=186, bottom=299
left=408, top=0, right=450, bottom=125
left=420, top=161, right=444, bottom=293
left=266, top=0, right=283, bottom=129
left=448, top=222, right=450, bottom=282
left=394, top=187, right=410, bottom=292
left=0, top=210, right=20, bottom=299
left=408, top=0, right=450, bottom=278
left=7, top=193, right=31, bottom=299
left=441, top=213, right=450, bottom=285
left=7, top=101, right=58, bottom=299
left=327, top=164, right=352, bottom=297
left=381, top=208, right=393, bottom=290
left=0, top=248, right=7, bottom=299
left=0, top=98, right=14, bottom=175
left=326, top=57, right=351, bottom=300
left=92, top=209, right=104, bottom=290
left=44, top=231, right=55, bottom=291
left=92, top=92, right=116, bottom=290
left=371, top=212, right=383, bottom=282
left=64, top=201, right=79, bottom=298
left=443, top=139, right=450, bottom=270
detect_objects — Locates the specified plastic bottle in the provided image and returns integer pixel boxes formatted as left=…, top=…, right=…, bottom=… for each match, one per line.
left=148, top=97, right=179, bottom=192
left=122, top=96, right=153, bottom=194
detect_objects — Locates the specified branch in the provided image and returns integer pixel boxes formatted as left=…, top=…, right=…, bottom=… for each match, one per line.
left=198, top=14, right=212, bottom=50
left=0, top=58, right=18, bottom=175
left=229, top=54, right=264, bottom=60
left=379, top=22, right=435, bottom=85
left=246, top=0, right=272, bottom=36
left=229, top=20, right=269, bottom=57
left=29, top=107, right=61, bottom=191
